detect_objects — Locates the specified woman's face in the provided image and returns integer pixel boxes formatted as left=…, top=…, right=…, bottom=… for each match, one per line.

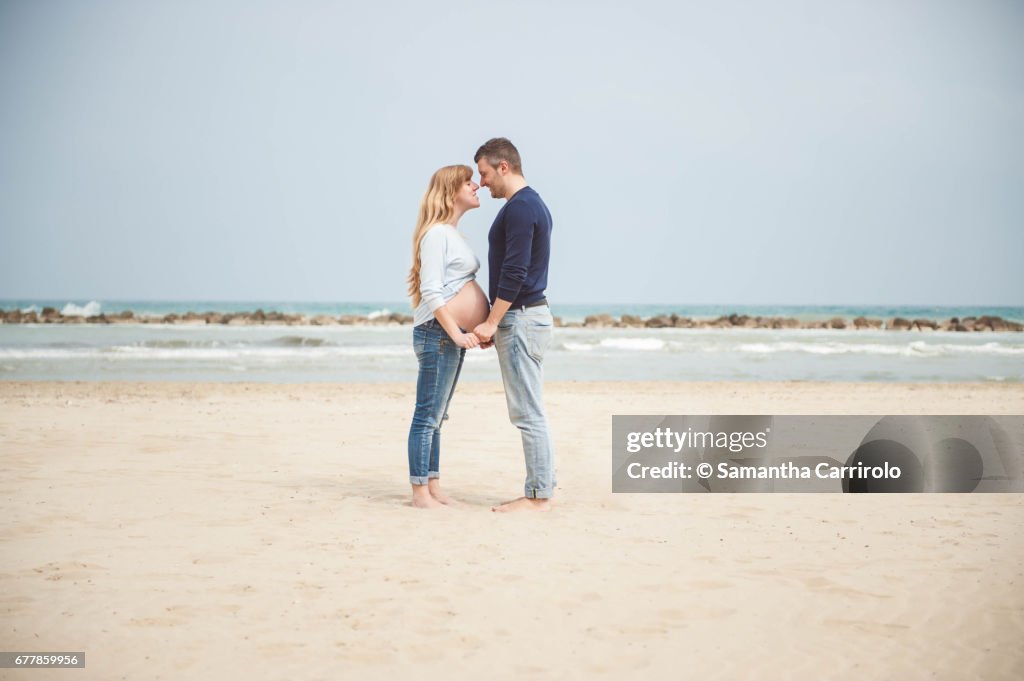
left=454, top=178, right=480, bottom=211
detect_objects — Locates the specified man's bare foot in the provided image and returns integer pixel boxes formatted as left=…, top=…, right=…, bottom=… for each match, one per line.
left=427, top=480, right=460, bottom=505
left=491, top=496, right=552, bottom=512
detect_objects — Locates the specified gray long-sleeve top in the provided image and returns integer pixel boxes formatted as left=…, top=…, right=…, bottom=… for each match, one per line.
left=412, top=223, right=481, bottom=327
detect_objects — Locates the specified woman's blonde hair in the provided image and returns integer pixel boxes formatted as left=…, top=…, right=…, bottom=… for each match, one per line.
left=407, top=164, right=473, bottom=307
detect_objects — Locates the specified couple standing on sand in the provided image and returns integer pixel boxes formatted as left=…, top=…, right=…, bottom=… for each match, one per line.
left=406, top=138, right=555, bottom=512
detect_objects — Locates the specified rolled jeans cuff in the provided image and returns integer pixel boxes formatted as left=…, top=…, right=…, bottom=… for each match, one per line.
left=525, top=487, right=554, bottom=499
left=410, top=472, right=441, bottom=486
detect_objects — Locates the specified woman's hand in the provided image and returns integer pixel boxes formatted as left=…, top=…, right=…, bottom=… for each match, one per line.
left=456, top=332, right=480, bottom=349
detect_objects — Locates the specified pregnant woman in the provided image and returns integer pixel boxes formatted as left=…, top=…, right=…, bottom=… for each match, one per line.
left=406, top=165, right=490, bottom=508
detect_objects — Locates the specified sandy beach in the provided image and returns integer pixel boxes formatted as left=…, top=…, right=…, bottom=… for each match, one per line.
left=2, top=380, right=1023, bottom=680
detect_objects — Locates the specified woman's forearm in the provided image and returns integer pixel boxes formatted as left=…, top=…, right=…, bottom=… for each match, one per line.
left=432, top=305, right=465, bottom=341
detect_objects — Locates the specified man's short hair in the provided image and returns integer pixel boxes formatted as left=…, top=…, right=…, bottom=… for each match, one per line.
left=474, top=137, right=523, bottom=174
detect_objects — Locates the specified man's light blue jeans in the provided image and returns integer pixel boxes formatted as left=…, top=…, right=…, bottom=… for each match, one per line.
left=494, top=304, right=556, bottom=499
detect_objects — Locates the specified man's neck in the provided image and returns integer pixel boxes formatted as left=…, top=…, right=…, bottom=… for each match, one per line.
left=503, top=175, right=528, bottom=200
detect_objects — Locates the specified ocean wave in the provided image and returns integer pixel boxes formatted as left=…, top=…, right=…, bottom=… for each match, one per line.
left=0, top=345, right=412, bottom=361
left=735, top=340, right=1024, bottom=357
left=366, top=308, right=391, bottom=320
left=270, top=335, right=335, bottom=347
left=61, top=301, right=102, bottom=317
left=598, top=338, right=667, bottom=351
left=559, top=338, right=667, bottom=352
left=136, top=339, right=223, bottom=349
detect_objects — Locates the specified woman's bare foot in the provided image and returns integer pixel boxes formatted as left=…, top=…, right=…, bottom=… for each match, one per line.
left=427, top=479, right=459, bottom=505
left=411, top=486, right=446, bottom=509
left=491, top=496, right=552, bottom=512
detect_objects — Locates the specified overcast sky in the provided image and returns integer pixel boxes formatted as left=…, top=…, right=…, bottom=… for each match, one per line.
left=1, top=0, right=1021, bottom=306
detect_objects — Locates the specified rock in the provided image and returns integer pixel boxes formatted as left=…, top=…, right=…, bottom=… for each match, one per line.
left=888, top=317, right=912, bottom=330
left=311, top=315, right=339, bottom=326
left=584, top=314, right=614, bottom=327
left=645, top=315, right=672, bottom=328
left=727, top=313, right=750, bottom=326
left=912, top=318, right=937, bottom=331
left=976, top=315, right=1007, bottom=332
left=620, top=314, right=644, bottom=327
left=826, top=317, right=847, bottom=329
left=852, top=316, right=880, bottom=329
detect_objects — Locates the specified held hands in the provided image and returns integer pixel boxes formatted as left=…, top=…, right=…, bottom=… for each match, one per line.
left=456, top=332, right=481, bottom=349
left=455, top=331, right=493, bottom=350
left=473, top=321, right=498, bottom=344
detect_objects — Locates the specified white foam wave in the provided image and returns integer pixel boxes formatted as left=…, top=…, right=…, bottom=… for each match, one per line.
left=598, top=338, right=666, bottom=351
left=61, top=301, right=102, bottom=317
left=366, top=308, right=391, bottom=320
left=562, top=342, right=596, bottom=352
left=735, top=340, right=1024, bottom=357
left=0, top=345, right=413, bottom=361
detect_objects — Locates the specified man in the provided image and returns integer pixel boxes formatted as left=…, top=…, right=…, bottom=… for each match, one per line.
left=472, top=138, right=556, bottom=513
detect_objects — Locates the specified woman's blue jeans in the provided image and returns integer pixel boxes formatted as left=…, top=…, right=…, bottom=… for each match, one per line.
left=407, top=319, right=466, bottom=485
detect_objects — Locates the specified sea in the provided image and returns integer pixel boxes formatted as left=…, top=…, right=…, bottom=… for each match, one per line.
left=1, top=300, right=1022, bottom=383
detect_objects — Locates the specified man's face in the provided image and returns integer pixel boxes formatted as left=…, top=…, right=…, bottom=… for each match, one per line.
left=477, top=159, right=505, bottom=199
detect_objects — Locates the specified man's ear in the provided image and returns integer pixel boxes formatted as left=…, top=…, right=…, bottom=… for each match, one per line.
left=498, top=160, right=509, bottom=175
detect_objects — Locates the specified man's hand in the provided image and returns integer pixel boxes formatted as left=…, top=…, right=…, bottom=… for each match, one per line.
left=473, top=321, right=498, bottom=343
left=479, top=339, right=495, bottom=350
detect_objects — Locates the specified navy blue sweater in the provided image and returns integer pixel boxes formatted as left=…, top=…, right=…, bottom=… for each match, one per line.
left=487, top=186, right=552, bottom=307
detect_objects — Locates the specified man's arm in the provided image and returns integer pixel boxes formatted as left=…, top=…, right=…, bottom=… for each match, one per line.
left=473, top=297, right=512, bottom=343
left=474, top=202, right=535, bottom=343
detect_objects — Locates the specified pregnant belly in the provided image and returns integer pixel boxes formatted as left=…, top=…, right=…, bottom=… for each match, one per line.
left=448, top=280, right=490, bottom=330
